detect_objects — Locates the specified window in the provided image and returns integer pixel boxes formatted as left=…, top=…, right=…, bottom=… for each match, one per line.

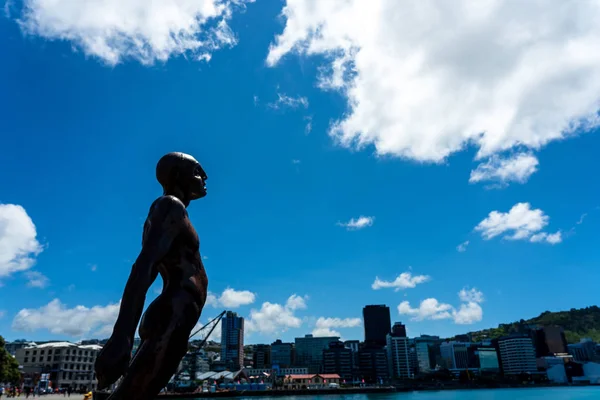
left=32, top=357, right=36, bottom=362
left=25, top=350, right=30, bottom=355
left=47, top=357, right=51, bottom=362
left=49, top=349, right=53, bottom=354
left=41, top=350, right=45, bottom=355
left=33, top=351, right=37, bottom=355
left=55, top=349, right=61, bottom=354
left=24, top=358, right=29, bottom=363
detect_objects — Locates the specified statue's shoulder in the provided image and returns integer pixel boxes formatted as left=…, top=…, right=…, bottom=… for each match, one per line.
left=150, top=195, right=187, bottom=216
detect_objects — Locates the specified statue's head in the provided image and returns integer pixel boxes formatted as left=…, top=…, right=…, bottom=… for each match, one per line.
left=156, top=152, right=207, bottom=201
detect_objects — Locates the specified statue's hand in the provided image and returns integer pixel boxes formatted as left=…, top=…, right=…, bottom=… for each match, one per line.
left=95, top=335, right=131, bottom=390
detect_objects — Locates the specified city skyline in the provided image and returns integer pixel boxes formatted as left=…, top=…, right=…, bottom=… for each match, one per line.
left=2, top=0, right=600, bottom=346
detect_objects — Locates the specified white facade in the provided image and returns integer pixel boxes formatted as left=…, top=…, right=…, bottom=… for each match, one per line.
left=497, top=336, right=537, bottom=375
left=386, top=335, right=412, bottom=379
left=15, top=342, right=101, bottom=391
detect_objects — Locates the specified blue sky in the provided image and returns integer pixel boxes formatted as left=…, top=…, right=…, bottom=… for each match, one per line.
left=1, top=0, right=600, bottom=345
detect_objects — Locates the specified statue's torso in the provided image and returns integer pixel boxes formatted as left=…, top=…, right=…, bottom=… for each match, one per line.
left=143, top=198, right=208, bottom=308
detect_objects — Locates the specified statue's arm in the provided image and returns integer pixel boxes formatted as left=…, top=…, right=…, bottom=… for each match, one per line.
left=111, top=196, right=187, bottom=342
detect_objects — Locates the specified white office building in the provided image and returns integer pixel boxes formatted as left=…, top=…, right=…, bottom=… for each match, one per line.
left=15, top=342, right=102, bottom=391
left=440, top=342, right=469, bottom=370
left=386, top=335, right=412, bottom=379
left=497, top=336, right=537, bottom=375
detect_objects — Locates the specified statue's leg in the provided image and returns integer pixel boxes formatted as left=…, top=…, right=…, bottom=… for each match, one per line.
left=106, top=290, right=201, bottom=400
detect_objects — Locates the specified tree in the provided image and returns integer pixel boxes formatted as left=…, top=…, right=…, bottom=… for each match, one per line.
left=0, top=336, right=21, bottom=384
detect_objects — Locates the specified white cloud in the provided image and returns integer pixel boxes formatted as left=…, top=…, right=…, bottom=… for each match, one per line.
left=469, top=152, right=539, bottom=185
left=285, top=294, right=308, bottom=310
left=399, top=287, right=484, bottom=325
left=218, top=288, right=256, bottom=308
left=371, top=272, right=430, bottom=291
left=25, top=270, right=49, bottom=288
left=0, top=310, right=5, bottom=319
left=192, top=317, right=222, bottom=343
left=292, top=159, right=301, bottom=164
left=245, top=294, right=307, bottom=335
left=90, top=264, right=97, bottom=272
left=304, top=116, right=313, bottom=134
left=458, top=288, right=484, bottom=303
left=267, top=1, right=600, bottom=181
left=12, top=298, right=120, bottom=337
left=577, top=213, right=587, bottom=225
left=267, top=93, right=309, bottom=110
left=311, top=317, right=361, bottom=338
left=337, top=216, right=374, bottom=230
left=398, top=298, right=453, bottom=321
left=205, top=291, right=219, bottom=307
left=530, top=231, right=563, bottom=244
left=453, top=301, right=483, bottom=325
left=0, top=204, right=44, bottom=278
left=475, top=202, right=562, bottom=244
left=18, top=0, right=251, bottom=66
left=457, top=241, right=469, bottom=252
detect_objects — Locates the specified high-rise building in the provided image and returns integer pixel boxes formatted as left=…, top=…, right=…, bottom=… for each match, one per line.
left=391, top=322, right=407, bottom=338
left=531, top=326, right=568, bottom=357
left=467, top=345, right=500, bottom=372
left=322, top=341, right=353, bottom=381
left=363, top=305, right=391, bottom=347
left=568, top=338, right=598, bottom=362
left=252, top=344, right=271, bottom=369
left=358, top=345, right=388, bottom=383
left=271, top=340, right=294, bottom=368
left=440, top=342, right=469, bottom=370
left=295, top=334, right=339, bottom=374
left=414, top=335, right=439, bottom=374
left=496, top=335, right=537, bottom=375
left=221, top=311, right=245, bottom=371
left=386, top=334, right=412, bottom=379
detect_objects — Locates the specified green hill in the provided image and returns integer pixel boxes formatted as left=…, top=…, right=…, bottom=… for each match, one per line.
left=467, top=306, right=600, bottom=344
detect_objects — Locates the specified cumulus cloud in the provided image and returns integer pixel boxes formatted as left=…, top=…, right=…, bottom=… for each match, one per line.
left=12, top=299, right=120, bottom=337
left=202, top=288, right=256, bottom=308
left=337, top=216, right=374, bottom=230
left=371, top=272, right=430, bottom=291
left=475, top=202, right=562, bottom=244
left=0, top=204, right=44, bottom=278
left=17, top=0, right=251, bottom=65
left=311, top=317, right=361, bottom=338
left=457, top=241, right=469, bottom=252
left=469, top=153, right=539, bottom=185
left=399, top=287, right=484, bottom=325
left=25, top=270, right=49, bottom=288
left=267, top=93, right=309, bottom=110
left=245, top=294, right=307, bottom=335
left=218, top=288, right=256, bottom=308
left=267, top=0, right=600, bottom=183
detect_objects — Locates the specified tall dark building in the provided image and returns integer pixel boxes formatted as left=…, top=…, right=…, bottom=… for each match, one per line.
left=322, top=341, right=353, bottom=381
left=363, top=305, right=391, bottom=347
left=358, top=345, right=389, bottom=383
left=221, top=311, right=244, bottom=371
left=271, top=340, right=294, bottom=368
left=531, top=326, right=568, bottom=356
left=252, top=344, right=271, bottom=369
left=391, top=322, right=407, bottom=338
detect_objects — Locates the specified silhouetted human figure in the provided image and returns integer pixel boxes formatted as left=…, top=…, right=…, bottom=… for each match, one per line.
left=94, top=153, right=209, bottom=400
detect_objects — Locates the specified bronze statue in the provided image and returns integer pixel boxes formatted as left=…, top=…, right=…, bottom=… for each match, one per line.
left=95, top=152, right=209, bottom=400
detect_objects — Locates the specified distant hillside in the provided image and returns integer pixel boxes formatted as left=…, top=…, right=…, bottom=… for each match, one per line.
left=467, top=306, right=600, bottom=344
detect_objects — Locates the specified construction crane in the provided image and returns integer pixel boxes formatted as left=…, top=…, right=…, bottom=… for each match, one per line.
left=188, top=310, right=226, bottom=347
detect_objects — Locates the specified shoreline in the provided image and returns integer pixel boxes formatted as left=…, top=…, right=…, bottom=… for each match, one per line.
left=93, top=384, right=600, bottom=400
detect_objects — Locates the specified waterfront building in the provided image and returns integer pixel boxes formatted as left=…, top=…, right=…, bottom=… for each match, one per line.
left=363, top=305, right=391, bottom=347
left=294, top=334, right=339, bottom=374
left=271, top=339, right=294, bottom=368
left=531, top=326, right=568, bottom=357
left=468, top=345, right=500, bottom=372
left=322, top=341, right=353, bottom=381
left=568, top=338, right=598, bottom=362
left=440, top=342, right=469, bottom=370
left=15, top=342, right=101, bottom=391
left=358, top=345, right=388, bottom=383
left=496, top=335, right=537, bottom=375
left=414, top=335, right=439, bottom=374
left=5, top=340, right=34, bottom=356
left=283, top=373, right=340, bottom=389
left=386, top=334, right=412, bottom=379
left=252, top=344, right=271, bottom=369
left=221, top=311, right=245, bottom=371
